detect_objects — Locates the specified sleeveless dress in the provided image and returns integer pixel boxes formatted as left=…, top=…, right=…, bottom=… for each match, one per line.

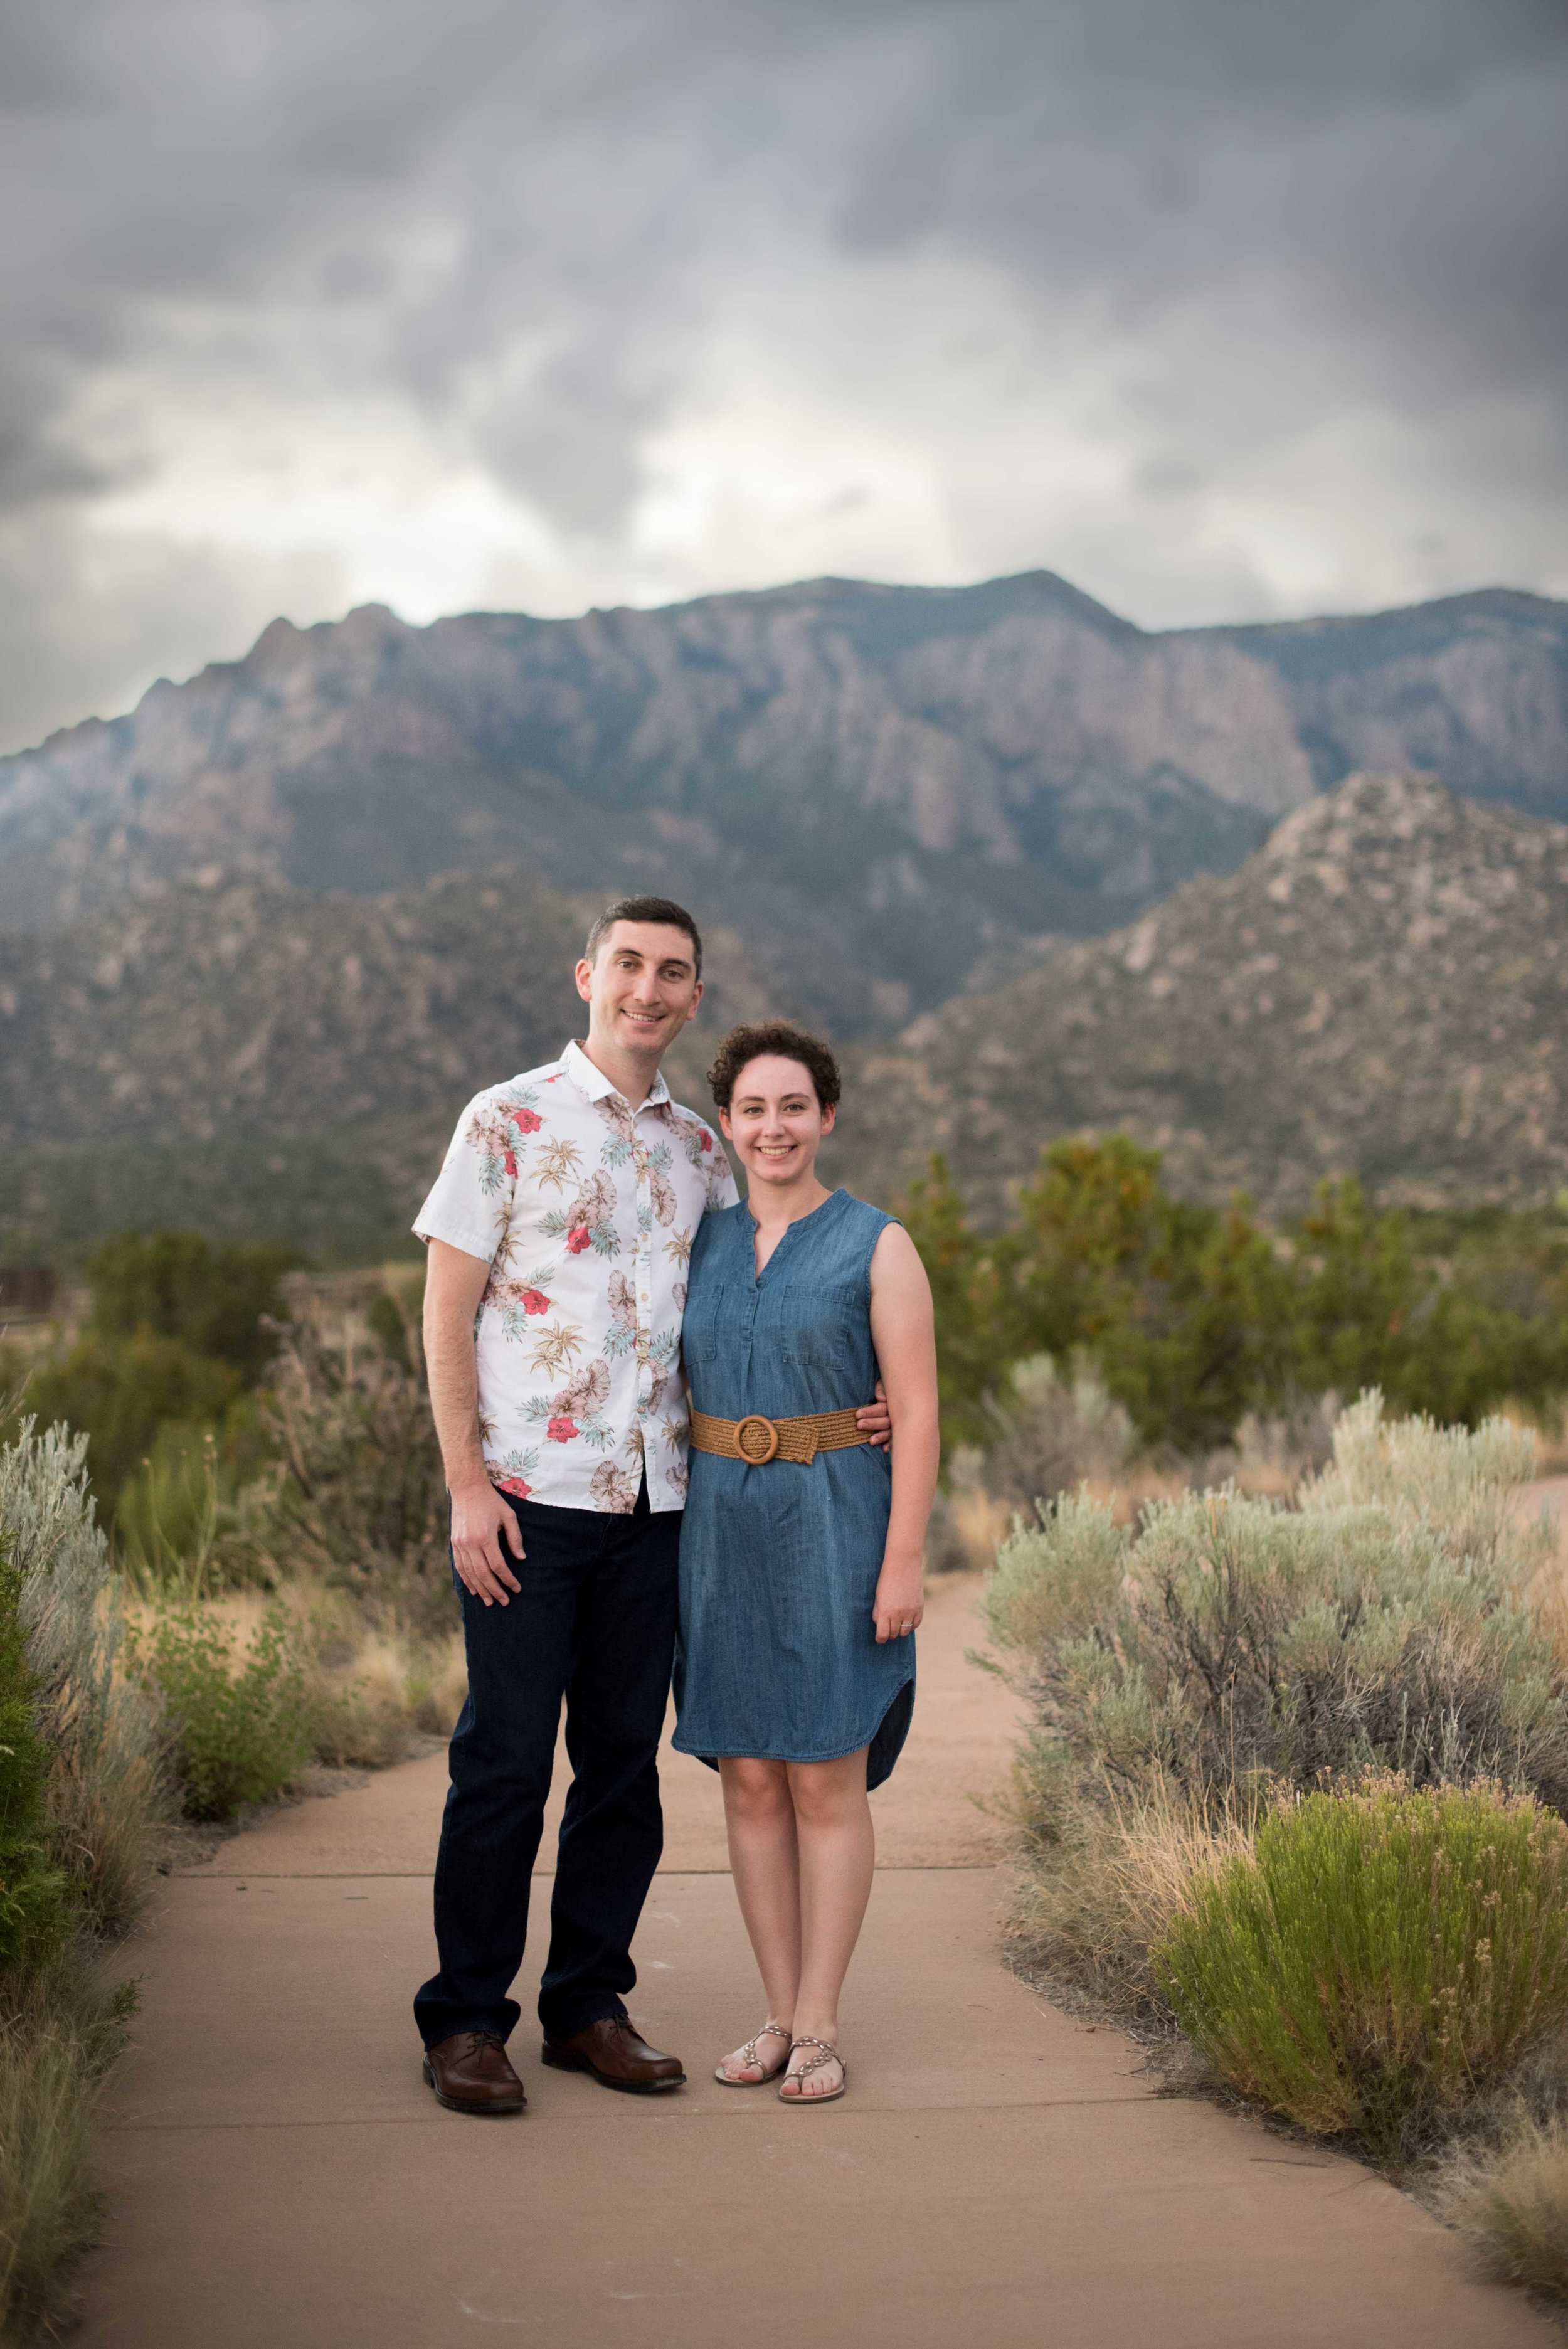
left=672, top=1189, right=915, bottom=1790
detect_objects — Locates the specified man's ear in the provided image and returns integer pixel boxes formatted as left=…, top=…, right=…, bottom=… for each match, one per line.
left=574, top=957, right=594, bottom=1005
left=684, top=979, right=704, bottom=1023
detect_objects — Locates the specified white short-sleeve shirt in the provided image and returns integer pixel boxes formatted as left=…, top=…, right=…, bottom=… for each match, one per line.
left=414, top=1041, right=738, bottom=1512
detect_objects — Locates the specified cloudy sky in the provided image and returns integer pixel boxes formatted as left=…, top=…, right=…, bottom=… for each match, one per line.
left=3, top=0, right=1565, bottom=751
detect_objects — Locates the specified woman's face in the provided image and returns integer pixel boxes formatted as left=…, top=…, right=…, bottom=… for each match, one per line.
left=719, top=1054, right=836, bottom=1190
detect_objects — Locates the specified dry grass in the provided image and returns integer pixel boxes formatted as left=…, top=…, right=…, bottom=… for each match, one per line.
left=1500, top=1399, right=1568, bottom=1478
left=924, top=1454, right=1012, bottom=1574
left=1436, top=2114, right=1568, bottom=2302
left=122, top=1583, right=467, bottom=1788
left=0, top=1961, right=132, bottom=2348
left=1517, top=1478, right=1568, bottom=1692
left=301, top=1607, right=467, bottom=1767
left=43, top=1696, right=169, bottom=1943
left=1005, top=1770, right=1259, bottom=2023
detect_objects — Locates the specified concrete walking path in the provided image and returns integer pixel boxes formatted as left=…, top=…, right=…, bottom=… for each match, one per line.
left=80, top=1573, right=1557, bottom=2349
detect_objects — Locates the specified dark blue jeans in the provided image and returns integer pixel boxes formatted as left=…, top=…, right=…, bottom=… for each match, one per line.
left=413, top=1483, right=680, bottom=2050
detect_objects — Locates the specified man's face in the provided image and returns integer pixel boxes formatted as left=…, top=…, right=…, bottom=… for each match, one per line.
left=575, top=921, right=703, bottom=1062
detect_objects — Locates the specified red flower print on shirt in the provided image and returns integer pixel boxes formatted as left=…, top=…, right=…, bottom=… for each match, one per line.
left=566, top=1224, right=592, bottom=1254
left=495, top=1473, right=533, bottom=1498
left=503, top=1149, right=517, bottom=1177
left=546, top=1415, right=580, bottom=1443
left=510, top=1106, right=543, bottom=1135
left=699, top=1130, right=712, bottom=1152
left=520, top=1288, right=550, bottom=1315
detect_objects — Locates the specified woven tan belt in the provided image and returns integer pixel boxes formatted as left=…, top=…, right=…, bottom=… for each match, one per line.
left=688, top=1406, right=871, bottom=1466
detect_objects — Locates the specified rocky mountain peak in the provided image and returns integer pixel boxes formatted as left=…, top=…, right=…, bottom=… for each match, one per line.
left=842, top=770, right=1568, bottom=1222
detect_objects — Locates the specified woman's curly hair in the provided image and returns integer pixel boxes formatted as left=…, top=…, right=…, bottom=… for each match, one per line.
left=706, top=1021, right=842, bottom=1114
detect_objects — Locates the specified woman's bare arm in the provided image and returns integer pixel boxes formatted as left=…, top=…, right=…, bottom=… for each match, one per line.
left=867, top=1222, right=940, bottom=1643
left=423, top=1237, right=524, bottom=1606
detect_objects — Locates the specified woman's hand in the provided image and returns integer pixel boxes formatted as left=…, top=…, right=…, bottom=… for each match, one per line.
left=873, top=1549, right=924, bottom=1643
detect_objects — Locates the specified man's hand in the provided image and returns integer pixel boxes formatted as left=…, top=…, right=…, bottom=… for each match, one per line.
left=872, top=1547, right=924, bottom=1643
left=450, top=1478, right=524, bottom=1608
left=856, top=1379, right=893, bottom=1450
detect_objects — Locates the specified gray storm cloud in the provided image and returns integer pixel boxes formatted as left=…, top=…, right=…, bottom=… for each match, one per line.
left=1, top=0, right=1564, bottom=750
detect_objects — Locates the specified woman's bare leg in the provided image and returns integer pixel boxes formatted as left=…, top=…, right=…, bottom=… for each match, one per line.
left=715, top=1756, right=800, bottom=2080
left=780, top=1747, right=874, bottom=2099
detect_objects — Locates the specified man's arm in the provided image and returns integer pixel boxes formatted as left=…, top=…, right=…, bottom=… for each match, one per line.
left=424, top=1237, right=524, bottom=1608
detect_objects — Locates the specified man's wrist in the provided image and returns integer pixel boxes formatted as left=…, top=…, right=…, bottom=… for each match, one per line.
left=447, top=1466, right=495, bottom=1501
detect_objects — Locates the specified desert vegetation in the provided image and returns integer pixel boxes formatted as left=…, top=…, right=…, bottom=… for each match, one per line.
left=983, top=1389, right=1568, bottom=2302
left=0, top=1143, right=1564, bottom=2331
left=908, top=1137, right=1568, bottom=1458
left=0, top=1243, right=465, bottom=2340
left=0, top=1424, right=164, bottom=2345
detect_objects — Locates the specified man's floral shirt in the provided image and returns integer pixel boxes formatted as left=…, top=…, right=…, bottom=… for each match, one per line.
left=414, top=1041, right=738, bottom=1513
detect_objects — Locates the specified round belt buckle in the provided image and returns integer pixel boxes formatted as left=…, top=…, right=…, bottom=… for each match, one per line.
left=734, top=1413, right=780, bottom=1465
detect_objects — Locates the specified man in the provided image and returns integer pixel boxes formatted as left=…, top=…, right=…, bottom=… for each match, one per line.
left=411, top=895, right=887, bottom=2113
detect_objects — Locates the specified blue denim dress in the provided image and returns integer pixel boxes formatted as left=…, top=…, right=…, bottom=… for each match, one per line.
left=672, top=1189, right=915, bottom=1790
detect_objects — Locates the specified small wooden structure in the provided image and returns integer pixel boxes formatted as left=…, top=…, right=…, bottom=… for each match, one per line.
left=0, top=1266, right=57, bottom=1317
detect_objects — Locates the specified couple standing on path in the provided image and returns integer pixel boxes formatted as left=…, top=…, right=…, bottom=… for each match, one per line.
left=411, top=896, right=940, bottom=2111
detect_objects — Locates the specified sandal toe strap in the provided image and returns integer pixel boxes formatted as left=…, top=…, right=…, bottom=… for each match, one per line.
left=733, top=2021, right=793, bottom=2076
left=787, top=2035, right=843, bottom=2077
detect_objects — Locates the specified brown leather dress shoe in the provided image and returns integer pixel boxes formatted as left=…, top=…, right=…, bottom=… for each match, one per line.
left=541, top=2016, right=686, bottom=2093
left=422, top=2030, right=527, bottom=2114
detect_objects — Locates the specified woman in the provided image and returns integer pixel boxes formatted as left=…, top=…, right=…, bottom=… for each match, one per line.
left=672, top=1021, right=939, bottom=2103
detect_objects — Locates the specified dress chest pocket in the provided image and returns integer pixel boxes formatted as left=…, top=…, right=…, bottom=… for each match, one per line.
left=771, top=1279, right=859, bottom=1379
left=681, top=1283, right=730, bottom=1365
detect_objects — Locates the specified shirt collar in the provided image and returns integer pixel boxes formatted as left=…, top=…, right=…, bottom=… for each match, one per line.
left=561, top=1039, right=672, bottom=1116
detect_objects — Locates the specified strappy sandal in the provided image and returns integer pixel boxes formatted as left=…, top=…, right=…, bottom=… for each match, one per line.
left=778, top=2035, right=846, bottom=2105
left=713, top=2020, right=793, bottom=2087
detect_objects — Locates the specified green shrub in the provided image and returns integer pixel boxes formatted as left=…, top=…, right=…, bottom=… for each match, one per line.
left=907, top=1140, right=1299, bottom=1452
left=0, top=1540, right=70, bottom=1978
left=88, top=1229, right=298, bottom=1381
left=1155, top=1782, right=1568, bottom=2163
left=907, top=1143, right=1568, bottom=1457
left=11, top=1334, right=242, bottom=1527
left=113, top=1423, right=232, bottom=1601
left=126, top=1606, right=311, bottom=1821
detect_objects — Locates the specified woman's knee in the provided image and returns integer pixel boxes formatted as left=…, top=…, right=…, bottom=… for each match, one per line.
left=721, top=1756, right=792, bottom=1820
left=786, top=1753, right=869, bottom=1826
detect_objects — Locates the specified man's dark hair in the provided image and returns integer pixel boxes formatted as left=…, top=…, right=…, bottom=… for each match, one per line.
left=584, top=895, right=702, bottom=979
left=706, top=1021, right=842, bottom=1113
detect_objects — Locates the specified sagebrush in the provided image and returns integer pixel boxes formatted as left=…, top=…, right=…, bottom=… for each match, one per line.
left=986, top=1396, right=1567, bottom=1824
left=0, top=1421, right=171, bottom=2345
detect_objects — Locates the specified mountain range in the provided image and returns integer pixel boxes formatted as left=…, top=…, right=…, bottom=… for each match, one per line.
left=1, top=568, right=1565, bottom=1258
left=835, top=769, right=1568, bottom=1221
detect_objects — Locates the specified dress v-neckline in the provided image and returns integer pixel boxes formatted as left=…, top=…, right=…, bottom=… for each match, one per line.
left=745, top=1187, right=845, bottom=1283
